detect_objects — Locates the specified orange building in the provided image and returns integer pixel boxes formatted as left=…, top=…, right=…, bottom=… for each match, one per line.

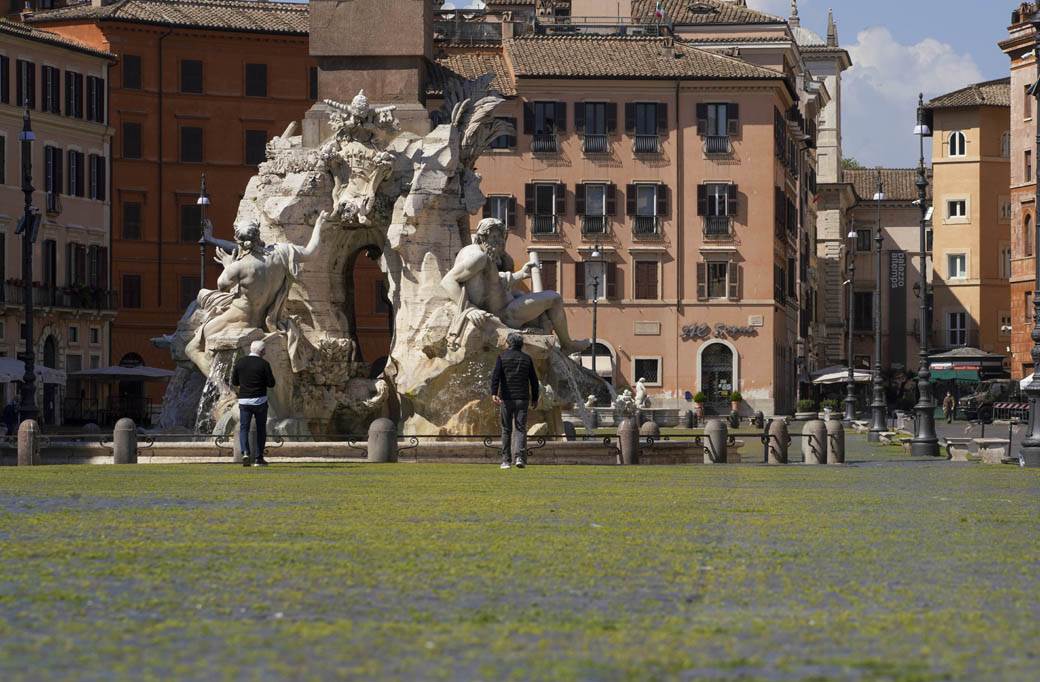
left=28, top=0, right=320, bottom=409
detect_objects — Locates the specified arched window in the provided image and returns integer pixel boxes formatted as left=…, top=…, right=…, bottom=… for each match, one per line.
left=1001, top=131, right=1011, bottom=159
left=1026, top=215, right=1033, bottom=257
left=119, top=352, right=144, bottom=368
left=948, top=131, right=966, bottom=157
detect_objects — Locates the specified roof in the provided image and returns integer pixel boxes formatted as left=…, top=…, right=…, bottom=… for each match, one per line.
left=926, top=77, right=1011, bottom=109
left=505, top=35, right=785, bottom=80
left=428, top=51, right=516, bottom=97
left=930, top=347, right=1006, bottom=361
left=631, top=0, right=782, bottom=26
left=26, top=0, right=308, bottom=35
left=0, top=18, right=114, bottom=59
left=844, top=168, right=933, bottom=203
left=791, top=24, right=825, bottom=47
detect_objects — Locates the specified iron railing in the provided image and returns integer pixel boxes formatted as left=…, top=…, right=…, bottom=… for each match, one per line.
left=704, top=135, right=731, bottom=154
left=634, top=134, right=660, bottom=154
left=531, top=214, right=558, bottom=235
left=532, top=132, right=559, bottom=153
left=582, top=133, right=608, bottom=154
left=704, top=215, right=732, bottom=239
left=581, top=215, right=607, bottom=235
left=633, top=215, right=660, bottom=238
left=1, top=284, right=117, bottom=311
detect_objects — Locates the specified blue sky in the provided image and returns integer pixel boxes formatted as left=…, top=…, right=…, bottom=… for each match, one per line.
left=448, top=1, right=1016, bottom=168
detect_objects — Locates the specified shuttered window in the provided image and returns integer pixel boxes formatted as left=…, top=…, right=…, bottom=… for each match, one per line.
left=123, top=55, right=142, bottom=89
left=0, top=56, right=9, bottom=104
left=16, top=59, right=35, bottom=109
left=122, top=274, right=142, bottom=309
left=180, top=204, right=202, bottom=242
left=123, top=122, right=142, bottom=159
left=41, top=66, right=60, bottom=114
left=65, top=71, right=83, bottom=118
left=634, top=261, right=658, bottom=300
left=180, top=60, right=203, bottom=93
left=180, top=126, right=203, bottom=163
left=122, top=202, right=142, bottom=240
left=696, top=260, right=741, bottom=301
left=245, top=63, right=267, bottom=97
left=245, top=129, right=267, bottom=166
left=540, top=259, right=557, bottom=292
left=86, top=76, right=105, bottom=123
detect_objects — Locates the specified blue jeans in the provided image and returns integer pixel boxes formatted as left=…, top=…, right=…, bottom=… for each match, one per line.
left=239, top=402, right=268, bottom=458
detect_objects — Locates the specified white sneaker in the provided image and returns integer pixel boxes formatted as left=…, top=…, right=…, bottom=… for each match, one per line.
left=500, top=461, right=511, bottom=469
left=515, top=458, right=526, bottom=469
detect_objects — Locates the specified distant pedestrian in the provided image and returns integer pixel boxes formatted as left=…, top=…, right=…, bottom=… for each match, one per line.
left=3, top=399, right=18, bottom=436
left=490, top=332, right=539, bottom=469
left=231, top=340, right=276, bottom=467
left=942, top=392, right=956, bottom=424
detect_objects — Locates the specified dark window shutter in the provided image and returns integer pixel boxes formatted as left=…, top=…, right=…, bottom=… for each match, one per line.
left=523, top=101, right=534, bottom=134
left=77, top=152, right=85, bottom=197
left=245, top=63, right=267, bottom=97
left=55, top=147, right=63, bottom=196
left=542, top=260, right=557, bottom=292
left=696, top=262, right=707, bottom=300
left=64, top=71, right=73, bottom=116
left=27, top=61, right=35, bottom=109
left=65, top=242, right=73, bottom=285
left=606, top=184, right=616, bottom=216
left=482, top=199, right=491, bottom=218
left=626, top=184, right=636, bottom=216
left=506, top=117, right=518, bottom=148
left=507, top=197, right=516, bottom=227
left=74, top=73, right=83, bottom=118
left=727, top=184, right=738, bottom=217
left=656, top=102, right=667, bottom=134
left=75, top=244, right=87, bottom=285
left=574, top=102, right=585, bottom=133
left=95, top=156, right=106, bottom=201
left=575, top=261, right=586, bottom=299
left=624, top=103, right=635, bottom=133
left=554, top=102, right=566, bottom=132
left=66, top=149, right=75, bottom=195
left=555, top=182, right=566, bottom=215
left=696, top=184, right=707, bottom=216
left=606, top=103, right=617, bottom=134
left=728, top=263, right=741, bottom=301
left=98, top=247, right=109, bottom=289
left=575, top=183, right=585, bottom=216
left=727, top=103, right=740, bottom=136
left=696, top=103, right=708, bottom=135
left=606, top=261, right=618, bottom=299
left=0, top=56, right=8, bottom=104
left=656, top=185, right=669, bottom=217
left=524, top=183, right=534, bottom=213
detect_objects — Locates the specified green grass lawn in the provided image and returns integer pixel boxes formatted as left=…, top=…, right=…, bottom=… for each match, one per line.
left=1, top=460, right=1038, bottom=681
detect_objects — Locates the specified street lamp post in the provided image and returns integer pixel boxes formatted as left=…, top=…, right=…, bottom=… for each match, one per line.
left=17, top=99, right=39, bottom=423
left=869, top=169, right=888, bottom=440
left=844, top=225, right=857, bottom=422
left=910, top=93, right=939, bottom=457
left=589, top=244, right=604, bottom=377
left=1020, top=27, right=1040, bottom=466
left=197, top=173, right=210, bottom=286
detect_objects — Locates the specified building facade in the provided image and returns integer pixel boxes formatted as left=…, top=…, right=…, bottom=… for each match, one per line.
left=29, top=0, right=317, bottom=409
left=0, top=18, right=114, bottom=425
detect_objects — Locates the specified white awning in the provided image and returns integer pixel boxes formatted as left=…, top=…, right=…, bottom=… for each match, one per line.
left=70, top=366, right=175, bottom=382
left=811, top=366, right=872, bottom=385
left=0, top=357, right=66, bottom=385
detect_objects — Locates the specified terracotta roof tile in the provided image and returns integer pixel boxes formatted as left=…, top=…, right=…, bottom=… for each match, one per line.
left=428, top=51, right=516, bottom=97
left=27, top=0, right=307, bottom=35
left=926, top=77, right=1010, bottom=109
left=845, top=168, right=933, bottom=203
left=631, top=0, right=782, bottom=26
left=0, top=18, right=114, bottom=59
left=506, top=35, right=784, bottom=80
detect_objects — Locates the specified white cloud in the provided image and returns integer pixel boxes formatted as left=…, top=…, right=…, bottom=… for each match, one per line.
left=843, top=26, right=982, bottom=166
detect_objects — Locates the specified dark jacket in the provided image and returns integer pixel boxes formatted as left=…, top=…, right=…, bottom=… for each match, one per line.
left=491, top=348, right=538, bottom=403
left=231, top=355, right=276, bottom=399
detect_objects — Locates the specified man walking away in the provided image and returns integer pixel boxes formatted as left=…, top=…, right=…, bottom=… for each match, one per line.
left=491, top=332, right=539, bottom=469
left=3, top=398, right=18, bottom=436
left=942, top=392, right=956, bottom=424
left=231, top=340, right=276, bottom=467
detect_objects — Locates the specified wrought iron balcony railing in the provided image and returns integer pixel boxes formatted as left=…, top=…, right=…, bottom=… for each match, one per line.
left=581, top=215, right=607, bottom=235
left=531, top=214, right=559, bottom=235
left=532, top=132, right=559, bottom=153
left=582, top=134, right=608, bottom=154
left=703, top=215, right=733, bottom=239
left=704, top=135, right=732, bottom=154
left=634, top=134, right=660, bottom=154
left=633, top=215, right=661, bottom=238
left=1, top=284, right=117, bottom=311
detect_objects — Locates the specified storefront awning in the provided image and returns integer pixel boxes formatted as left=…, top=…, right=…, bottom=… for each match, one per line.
left=811, top=366, right=872, bottom=384
left=930, top=368, right=980, bottom=381
left=70, top=366, right=175, bottom=382
left=0, top=357, right=65, bottom=385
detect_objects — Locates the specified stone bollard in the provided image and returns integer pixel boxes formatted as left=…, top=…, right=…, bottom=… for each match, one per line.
left=17, top=419, right=41, bottom=466
left=589, top=409, right=600, bottom=430
left=617, top=417, right=639, bottom=465
left=802, top=419, right=827, bottom=464
left=704, top=418, right=728, bottom=464
left=826, top=418, right=845, bottom=464
left=562, top=421, right=577, bottom=442
left=112, top=418, right=138, bottom=464
left=767, top=419, right=790, bottom=464
left=367, top=418, right=398, bottom=463
left=639, top=419, right=661, bottom=440
left=683, top=409, right=694, bottom=429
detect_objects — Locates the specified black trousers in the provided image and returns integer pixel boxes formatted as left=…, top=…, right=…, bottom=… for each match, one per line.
left=500, top=400, right=529, bottom=461
left=239, top=402, right=269, bottom=458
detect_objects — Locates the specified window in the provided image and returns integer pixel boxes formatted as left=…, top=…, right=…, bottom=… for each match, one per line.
left=0, top=135, right=5, bottom=185
left=853, top=291, right=873, bottom=331
left=627, top=102, right=665, bottom=153
left=634, top=260, right=658, bottom=300
left=947, top=253, right=967, bottom=279
left=123, top=122, right=142, bottom=159
left=64, top=70, right=83, bottom=118
left=42, top=239, right=57, bottom=287
left=180, top=60, right=203, bottom=93
left=245, top=129, right=267, bottom=166
left=525, top=101, right=565, bottom=152
left=0, top=55, right=8, bottom=104
left=308, top=66, right=318, bottom=100
left=489, top=116, right=516, bottom=150
left=1027, top=150, right=1033, bottom=183
left=1027, top=86, right=1034, bottom=118
left=180, top=126, right=203, bottom=162
left=123, top=201, right=142, bottom=239
left=483, top=195, right=516, bottom=228
left=1002, top=131, right=1011, bottom=159
left=41, top=65, right=60, bottom=114
left=43, top=145, right=63, bottom=195
left=65, top=242, right=86, bottom=285
left=706, top=261, right=729, bottom=299
left=578, top=183, right=614, bottom=234
left=123, top=55, right=141, bottom=89
left=86, top=76, right=105, bottom=123
left=67, top=150, right=85, bottom=197
left=122, top=274, right=142, bottom=308
left=574, top=259, right=617, bottom=301
left=16, top=59, right=35, bottom=109
left=697, top=102, right=738, bottom=153
left=524, top=182, right=564, bottom=234
left=180, top=275, right=200, bottom=311
left=89, top=154, right=106, bottom=201
left=245, top=63, right=267, bottom=97
left=1001, top=199, right=1013, bottom=221
left=855, top=228, right=872, bottom=252
left=1001, top=245, right=1012, bottom=279
left=948, top=131, right=966, bottom=157
left=69, top=326, right=79, bottom=344
left=947, top=199, right=966, bottom=219
left=180, top=203, right=202, bottom=242
left=540, top=259, right=557, bottom=292
left=947, top=311, right=967, bottom=346
left=633, top=357, right=661, bottom=386
left=576, top=102, right=614, bottom=153
left=1028, top=215, right=1034, bottom=257
left=89, top=327, right=100, bottom=344
left=628, top=183, right=668, bottom=236
left=697, top=183, right=736, bottom=237
left=1000, top=313, right=1012, bottom=336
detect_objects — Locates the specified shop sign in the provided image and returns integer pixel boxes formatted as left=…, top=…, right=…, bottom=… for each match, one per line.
left=681, top=322, right=759, bottom=341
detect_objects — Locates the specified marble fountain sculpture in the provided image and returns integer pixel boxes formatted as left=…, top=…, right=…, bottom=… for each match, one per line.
left=156, top=80, right=606, bottom=437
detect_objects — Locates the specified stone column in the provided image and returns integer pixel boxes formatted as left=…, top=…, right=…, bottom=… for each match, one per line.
left=112, top=418, right=138, bottom=464
left=367, top=418, right=398, bottom=463
left=704, top=419, right=728, bottom=464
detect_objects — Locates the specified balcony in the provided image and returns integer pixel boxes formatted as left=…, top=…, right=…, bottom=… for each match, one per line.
left=634, top=134, right=660, bottom=154
left=633, top=215, right=661, bottom=238
left=531, top=214, right=559, bottom=235
left=581, top=215, right=607, bottom=236
left=45, top=192, right=62, bottom=215
left=1, top=283, right=118, bottom=312
left=532, top=133, right=559, bottom=154
left=582, top=133, right=608, bottom=154
left=703, top=215, right=733, bottom=239
left=704, top=135, right=731, bottom=154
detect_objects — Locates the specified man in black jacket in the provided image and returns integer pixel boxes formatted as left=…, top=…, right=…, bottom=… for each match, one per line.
left=231, top=340, right=276, bottom=466
left=490, top=332, right=539, bottom=469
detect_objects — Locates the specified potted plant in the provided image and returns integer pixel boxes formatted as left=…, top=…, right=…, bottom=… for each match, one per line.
left=820, top=399, right=842, bottom=419
left=693, top=391, right=706, bottom=417
left=729, top=390, right=742, bottom=414
left=795, top=399, right=818, bottom=421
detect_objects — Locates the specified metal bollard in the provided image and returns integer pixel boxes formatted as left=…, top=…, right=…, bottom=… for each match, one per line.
left=113, top=418, right=138, bottom=464
left=727, top=411, right=740, bottom=429
left=683, top=409, right=694, bottom=429
left=17, top=419, right=41, bottom=466
left=562, top=421, right=577, bottom=442
left=753, top=411, right=765, bottom=429
left=704, top=418, right=728, bottom=464
left=826, top=418, right=845, bottom=464
left=589, top=409, right=599, bottom=430
left=767, top=419, right=790, bottom=464
left=617, top=417, right=639, bottom=465
left=802, top=419, right=827, bottom=464
left=367, top=418, right=398, bottom=463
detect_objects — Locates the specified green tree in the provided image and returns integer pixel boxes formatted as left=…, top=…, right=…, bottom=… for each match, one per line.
left=842, top=157, right=865, bottom=170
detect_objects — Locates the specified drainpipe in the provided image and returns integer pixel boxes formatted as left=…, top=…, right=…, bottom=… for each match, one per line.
left=674, top=79, right=683, bottom=396
left=156, top=29, right=172, bottom=307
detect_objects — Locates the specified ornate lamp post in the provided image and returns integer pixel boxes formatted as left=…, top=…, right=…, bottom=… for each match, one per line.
left=910, top=94, right=939, bottom=456
left=1020, top=24, right=1040, bottom=467
left=869, top=169, right=888, bottom=440
left=588, top=243, right=605, bottom=376
left=197, top=173, right=210, bottom=286
left=844, top=224, right=857, bottom=422
left=16, top=91, right=39, bottom=423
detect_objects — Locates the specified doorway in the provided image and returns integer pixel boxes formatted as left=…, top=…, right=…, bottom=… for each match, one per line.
left=700, top=342, right=735, bottom=415
left=344, top=246, right=393, bottom=366
left=42, top=335, right=57, bottom=425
